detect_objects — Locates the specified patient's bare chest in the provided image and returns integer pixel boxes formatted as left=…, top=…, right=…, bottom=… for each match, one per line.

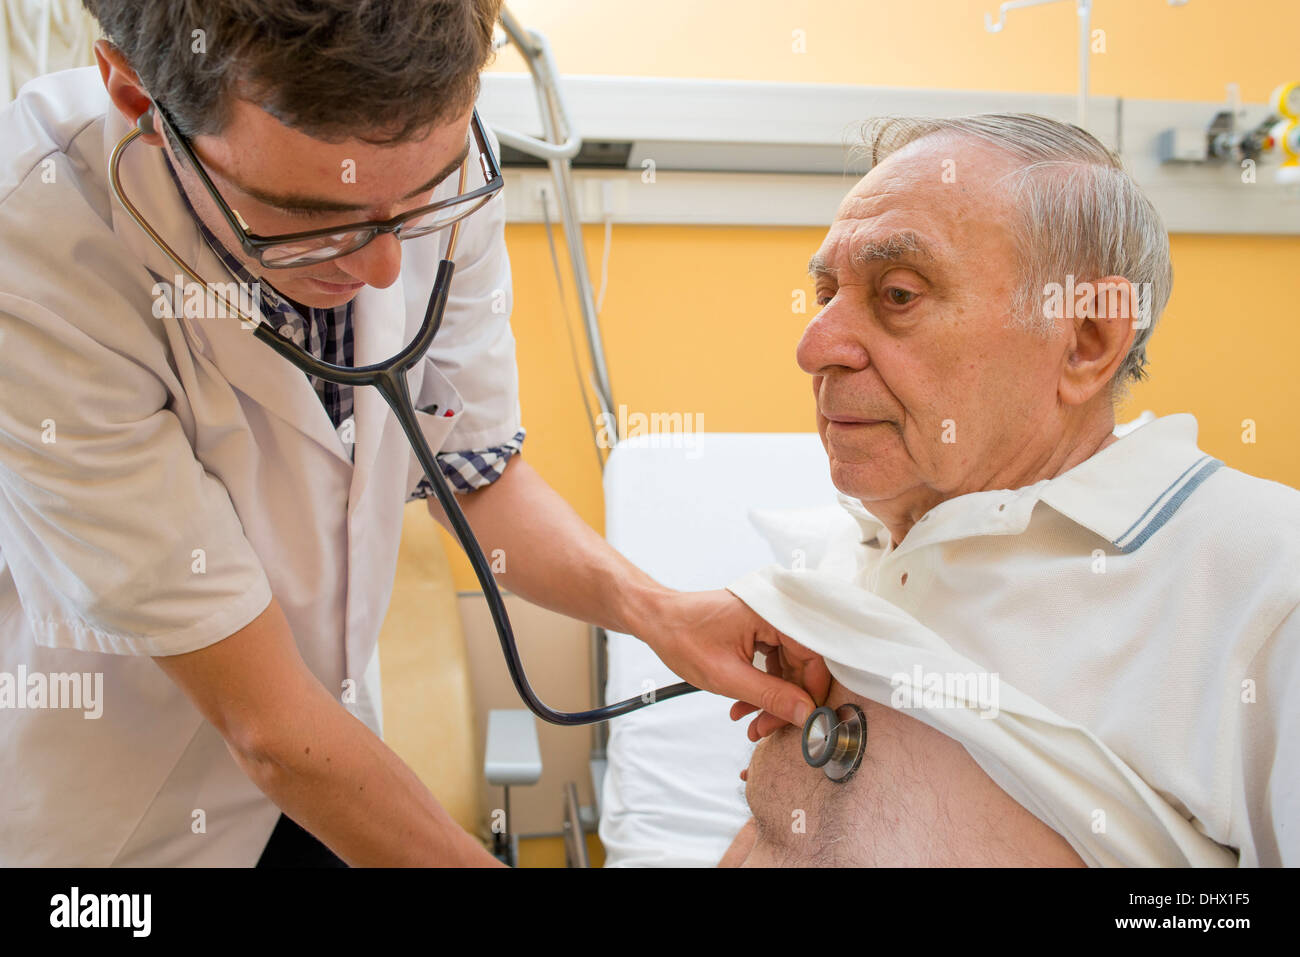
left=742, top=683, right=1084, bottom=867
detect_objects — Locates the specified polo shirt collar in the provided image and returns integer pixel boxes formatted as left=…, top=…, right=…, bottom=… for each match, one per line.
left=838, top=414, right=1222, bottom=556
left=1036, top=413, right=1222, bottom=553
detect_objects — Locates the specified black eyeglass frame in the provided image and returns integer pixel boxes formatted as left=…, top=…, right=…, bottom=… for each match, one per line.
left=152, top=101, right=504, bottom=269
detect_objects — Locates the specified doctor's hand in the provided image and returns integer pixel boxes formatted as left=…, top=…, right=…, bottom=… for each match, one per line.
left=640, top=589, right=830, bottom=740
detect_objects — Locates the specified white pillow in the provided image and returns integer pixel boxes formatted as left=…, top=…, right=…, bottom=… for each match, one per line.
left=747, top=501, right=863, bottom=570
left=1114, top=409, right=1157, bottom=437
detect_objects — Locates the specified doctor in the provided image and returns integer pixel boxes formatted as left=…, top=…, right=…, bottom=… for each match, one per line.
left=0, top=0, right=828, bottom=867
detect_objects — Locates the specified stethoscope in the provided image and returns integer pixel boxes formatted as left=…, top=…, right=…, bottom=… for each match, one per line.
left=800, top=704, right=869, bottom=784
left=109, top=110, right=873, bottom=778
left=107, top=110, right=698, bottom=727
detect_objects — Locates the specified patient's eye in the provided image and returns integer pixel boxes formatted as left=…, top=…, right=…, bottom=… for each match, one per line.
left=884, top=287, right=918, bottom=306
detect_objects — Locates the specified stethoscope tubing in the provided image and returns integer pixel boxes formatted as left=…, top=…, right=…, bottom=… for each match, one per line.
left=109, top=126, right=699, bottom=726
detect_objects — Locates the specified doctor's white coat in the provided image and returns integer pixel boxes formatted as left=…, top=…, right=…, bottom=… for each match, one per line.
left=0, top=68, right=522, bottom=865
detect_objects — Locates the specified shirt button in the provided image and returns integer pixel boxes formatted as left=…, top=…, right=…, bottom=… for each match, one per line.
left=900, top=571, right=909, bottom=586
left=998, top=503, right=1006, bottom=512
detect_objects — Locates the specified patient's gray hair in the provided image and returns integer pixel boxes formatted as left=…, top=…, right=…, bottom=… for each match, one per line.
left=854, top=114, right=1172, bottom=401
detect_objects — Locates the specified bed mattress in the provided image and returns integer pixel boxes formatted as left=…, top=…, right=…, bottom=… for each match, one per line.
left=598, top=432, right=838, bottom=867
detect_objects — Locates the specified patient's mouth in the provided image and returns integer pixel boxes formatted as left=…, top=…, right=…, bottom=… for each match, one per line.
left=822, top=408, right=888, bottom=425
left=826, top=415, right=887, bottom=429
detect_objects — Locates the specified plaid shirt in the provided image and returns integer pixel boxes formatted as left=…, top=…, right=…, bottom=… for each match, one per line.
left=160, top=157, right=524, bottom=497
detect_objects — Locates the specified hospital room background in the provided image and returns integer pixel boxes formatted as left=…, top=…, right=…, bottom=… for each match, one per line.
left=4, top=0, right=1297, bottom=866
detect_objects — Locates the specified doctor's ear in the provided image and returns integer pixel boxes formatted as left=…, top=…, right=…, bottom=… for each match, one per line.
left=93, top=38, right=164, bottom=148
left=128, top=102, right=165, bottom=149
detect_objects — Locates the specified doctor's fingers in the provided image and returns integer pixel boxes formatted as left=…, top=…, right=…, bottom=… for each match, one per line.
left=728, top=642, right=826, bottom=717
left=745, top=640, right=835, bottom=739
left=730, top=703, right=792, bottom=741
left=728, top=649, right=782, bottom=722
left=732, top=652, right=812, bottom=738
left=756, top=629, right=832, bottom=706
left=711, top=651, right=819, bottom=732
left=748, top=709, right=790, bottom=741
left=729, top=641, right=816, bottom=717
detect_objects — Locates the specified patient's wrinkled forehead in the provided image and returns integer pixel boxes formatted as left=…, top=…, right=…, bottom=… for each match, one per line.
left=815, top=135, right=1024, bottom=276
left=834, top=134, right=1022, bottom=231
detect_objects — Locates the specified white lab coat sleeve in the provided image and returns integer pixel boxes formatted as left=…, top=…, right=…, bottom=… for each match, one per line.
left=0, top=295, right=273, bottom=657
left=415, top=120, right=522, bottom=456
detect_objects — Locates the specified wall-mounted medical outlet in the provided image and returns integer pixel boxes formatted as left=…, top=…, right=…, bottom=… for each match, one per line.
left=1160, top=112, right=1280, bottom=165
left=1159, top=127, right=1210, bottom=163
left=580, top=177, right=630, bottom=219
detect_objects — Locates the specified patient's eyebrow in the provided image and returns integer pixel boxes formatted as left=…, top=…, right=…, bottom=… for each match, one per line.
left=808, top=251, right=833, bottom=279
left=808, top=231, right=935, bottom=279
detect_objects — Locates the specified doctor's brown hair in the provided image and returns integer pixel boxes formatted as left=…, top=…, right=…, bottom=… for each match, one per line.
left=81, top=0, right=502, bottom=144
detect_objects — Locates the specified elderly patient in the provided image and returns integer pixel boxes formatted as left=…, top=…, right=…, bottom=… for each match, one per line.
left=720, top=113, right=1299, bottom=867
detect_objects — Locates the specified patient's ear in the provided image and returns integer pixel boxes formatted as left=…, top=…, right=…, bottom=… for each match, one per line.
left=1058, top=275, right=1140, bottom=407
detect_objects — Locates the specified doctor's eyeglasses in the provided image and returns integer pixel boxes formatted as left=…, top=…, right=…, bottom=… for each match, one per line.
left=152, top=102, right=503, bottom=269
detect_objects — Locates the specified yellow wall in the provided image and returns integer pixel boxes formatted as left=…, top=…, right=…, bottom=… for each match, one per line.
left=437, top=0, right=1300, bottom=584
left=492, top=0, right=1295, bottom=104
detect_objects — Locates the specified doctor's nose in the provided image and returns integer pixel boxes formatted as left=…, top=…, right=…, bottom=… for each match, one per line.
left=797, top=299, right=871, bottom=376
left=334, top=233, right=403, bottom=289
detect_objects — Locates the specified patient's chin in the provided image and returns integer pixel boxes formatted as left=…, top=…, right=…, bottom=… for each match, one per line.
left=826, top=457, right=903, bottom=504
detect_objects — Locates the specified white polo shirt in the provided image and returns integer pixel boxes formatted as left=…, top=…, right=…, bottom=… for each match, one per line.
left=803, top=412, right=1298, bottom=865
left=743, top=416, right=1300, bottom=863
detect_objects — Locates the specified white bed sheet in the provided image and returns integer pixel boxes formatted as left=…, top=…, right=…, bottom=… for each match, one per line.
left=598, top=433, right=839, bottom=867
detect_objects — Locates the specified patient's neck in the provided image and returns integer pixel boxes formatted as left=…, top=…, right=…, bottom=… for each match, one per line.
left=876, top=425, right=1120, bottom=549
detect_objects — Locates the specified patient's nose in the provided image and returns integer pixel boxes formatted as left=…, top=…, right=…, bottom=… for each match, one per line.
left=797, top=301, right=870, bottom=375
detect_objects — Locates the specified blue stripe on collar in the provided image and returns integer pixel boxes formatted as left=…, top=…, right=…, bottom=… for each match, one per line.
left=1116, top=456, right=1224, bottom=553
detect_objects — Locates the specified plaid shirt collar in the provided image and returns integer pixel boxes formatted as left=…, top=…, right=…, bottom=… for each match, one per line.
left=155, top=155, right=528, bottom=494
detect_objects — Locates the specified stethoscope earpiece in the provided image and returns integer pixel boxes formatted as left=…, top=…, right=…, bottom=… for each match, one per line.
left=801, top=703, right=868, bottom=784
left=136, top=106, right=157, bottom=137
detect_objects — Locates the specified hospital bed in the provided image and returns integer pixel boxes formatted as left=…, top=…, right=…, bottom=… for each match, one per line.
left=595, top=433, right=841, bottom=866
left=480, top=430, right=842, bottom=866
left=479, top=431, right=843, bottom=866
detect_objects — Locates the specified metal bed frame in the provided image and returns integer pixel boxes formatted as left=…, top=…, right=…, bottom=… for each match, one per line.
left=492, top=7, right=622, bottom=806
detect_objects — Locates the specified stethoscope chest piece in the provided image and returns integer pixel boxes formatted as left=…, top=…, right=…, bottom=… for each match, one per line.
left=800, top=703, right=868, bottom=784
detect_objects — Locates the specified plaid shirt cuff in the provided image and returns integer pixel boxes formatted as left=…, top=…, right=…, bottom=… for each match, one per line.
left=408, top=427, right=527, bottom=500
